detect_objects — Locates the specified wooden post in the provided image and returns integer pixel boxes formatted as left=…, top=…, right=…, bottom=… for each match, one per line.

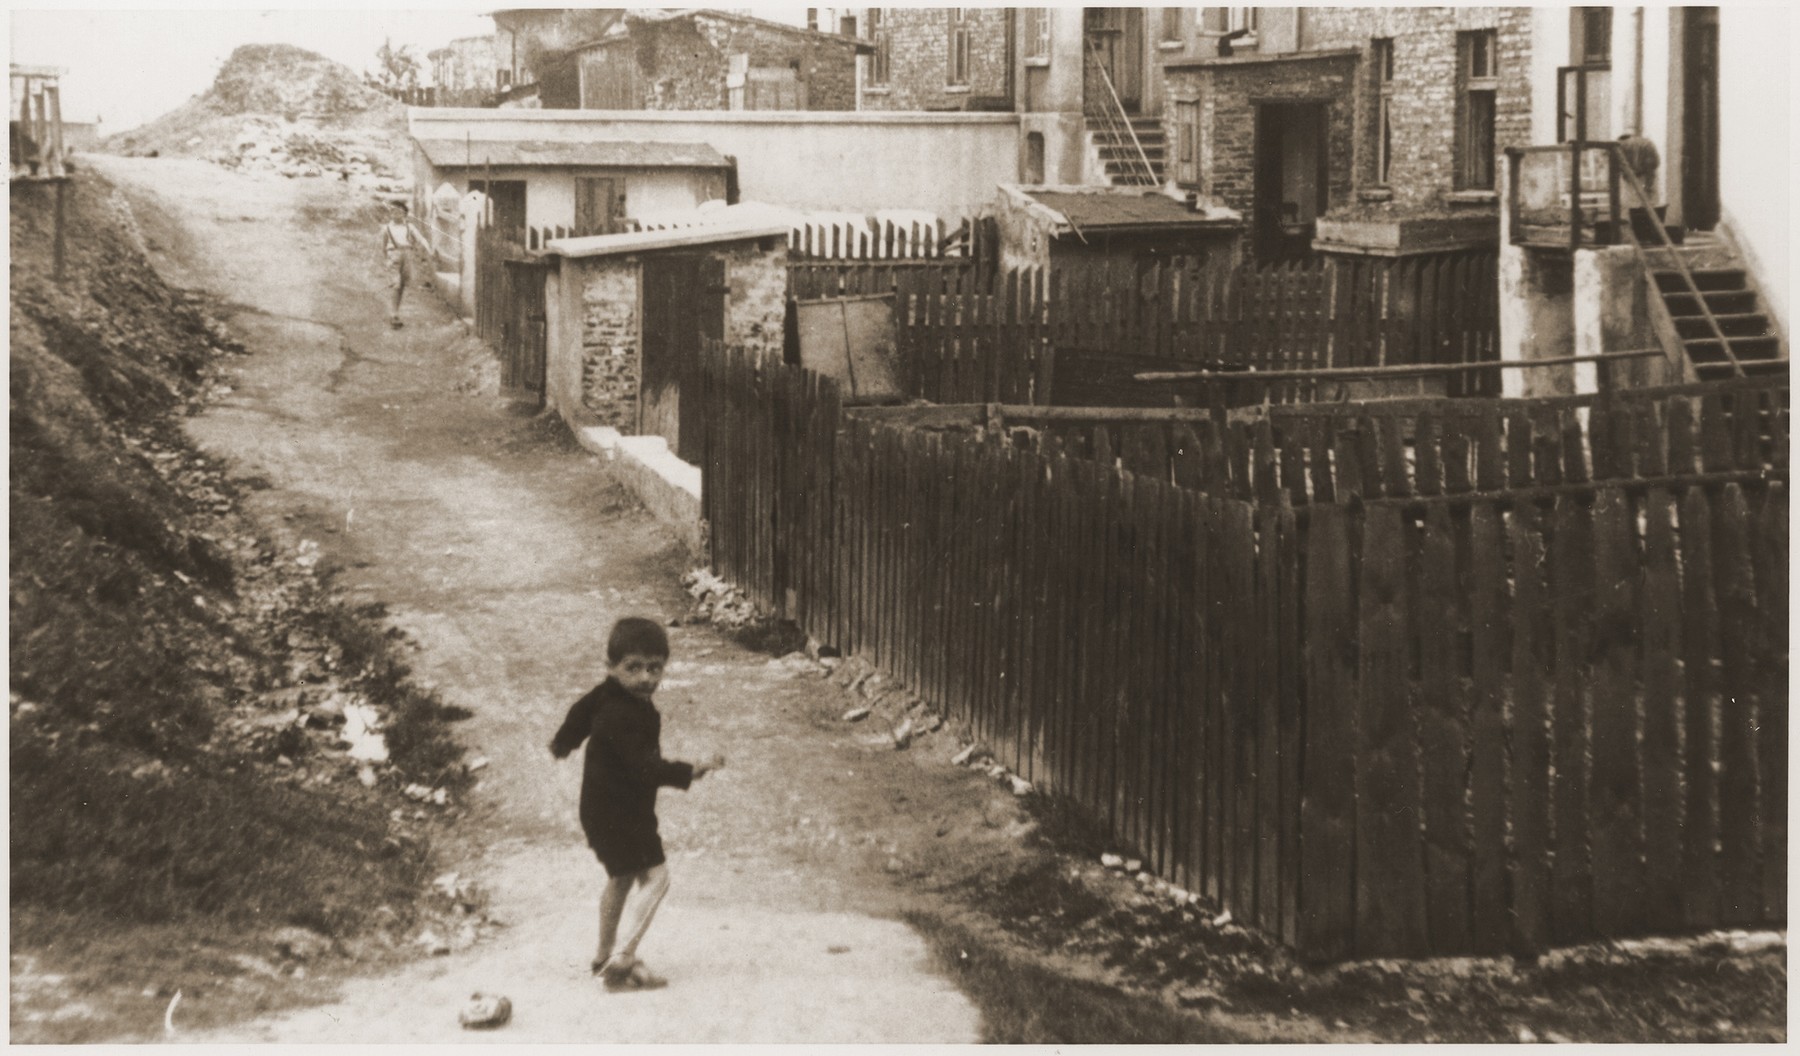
left=53, top=178, right=68, bottom=284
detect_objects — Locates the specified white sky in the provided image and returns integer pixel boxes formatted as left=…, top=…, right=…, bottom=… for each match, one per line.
left=8, top=7, right=498, bottom=131
left=7, top=4, right=831, bottom=132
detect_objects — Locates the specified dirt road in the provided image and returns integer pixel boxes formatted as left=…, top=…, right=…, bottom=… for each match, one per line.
left=90, top=157, right=990, bottom=1043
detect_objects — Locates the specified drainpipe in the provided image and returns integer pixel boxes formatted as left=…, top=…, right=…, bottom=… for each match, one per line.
left=1003, top=8, right=1016, bottom=110
left=1631, top=7, right=1645, bottom=135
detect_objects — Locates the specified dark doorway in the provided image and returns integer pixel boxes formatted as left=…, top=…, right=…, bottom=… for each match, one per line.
left=470, top=179, right=527, bottom=233
left=1679, top=6, right=1720, bottom=230
left=640, top=255, right=725, bottom=451
left=1084, top=9, right=1144, bottom=112
left=1253, top=102, right=1329, bottom=260
left=574, top=176, right=620, bottom=235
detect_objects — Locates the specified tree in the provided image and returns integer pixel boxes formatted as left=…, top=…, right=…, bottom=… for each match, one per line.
left=370, top=37, right=422, bottom=91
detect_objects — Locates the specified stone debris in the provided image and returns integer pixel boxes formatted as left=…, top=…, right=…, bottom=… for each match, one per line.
left=340, top=703, right=388, bottom=763
left=892, top=718, right=915, bottom=749
left=271, top=926, right=332, bottom=961
left=681, top=568, right=760, bottom=627
left=842, top=707, right=871, bottom=723
left=416, top=929, right=451, bottom=956
left=1007, top=774, right=1033, bottom=796
left=950, top=744, right=979, bottom=766
left=458, top=993, right=512, bottom=1029
left=1101, top=853, right=1125, bottom=869
left=1124, top=858, right=1143, bottom=873
left=356, top=766, right=378, bottom=788
left=466, top=756, right=490, bottom=773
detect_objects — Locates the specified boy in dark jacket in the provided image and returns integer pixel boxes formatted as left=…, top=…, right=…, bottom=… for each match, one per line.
left=550, top=617, right=723, bottom=991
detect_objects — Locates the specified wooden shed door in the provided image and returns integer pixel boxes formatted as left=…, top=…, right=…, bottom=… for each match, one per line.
left=575, top=177, right=619, bottom=235
left=640, top=255, right=725, bottom=451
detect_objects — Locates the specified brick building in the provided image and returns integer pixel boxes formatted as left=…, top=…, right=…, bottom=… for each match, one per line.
left=558, top=10, right=869, bottom=112
left=429, top=35, right=500, bottom=95
left=540, top=220, right=789, bottom=446
left=1162, top=8, right=1531, bottom=259
left=490, top=9, right=625, bottom=96
left=855, top=7, right=1013, bottom=112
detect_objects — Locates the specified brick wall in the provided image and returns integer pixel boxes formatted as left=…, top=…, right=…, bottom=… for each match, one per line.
left=1164, top=7, right=1531, bottom=218
left=1165, top=52, right=1360, bottom=219
left=579, top=259, right=640, bottom=429
left=572, top=15, right=860, bottom=112
left=692, top=14, right=860, bottom=111
left=858, top=7, right=1010, bottom=110
left=721, top=240, right=789, bottom=356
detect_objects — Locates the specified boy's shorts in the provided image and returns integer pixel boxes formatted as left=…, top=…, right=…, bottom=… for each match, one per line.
left=589, top=822, right=667, bottom=878
left=388, top=255, right=412, bottom=288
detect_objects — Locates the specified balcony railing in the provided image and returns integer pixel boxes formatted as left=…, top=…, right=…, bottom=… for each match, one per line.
left=1504, top=141, right=1625, bottom=251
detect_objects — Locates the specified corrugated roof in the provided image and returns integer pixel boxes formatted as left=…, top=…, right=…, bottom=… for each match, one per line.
left=414, top=138, right=730, bottom=169
left=1027, top=190, right=1228, bottom=232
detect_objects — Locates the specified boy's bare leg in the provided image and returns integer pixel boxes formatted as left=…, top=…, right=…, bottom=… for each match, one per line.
left=595, top=873, right=632, bottom=965
left=612, top=864, right=670, bottom=964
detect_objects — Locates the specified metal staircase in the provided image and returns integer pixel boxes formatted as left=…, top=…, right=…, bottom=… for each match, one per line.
left=1615, top=151, right=1786, bottom=381
left=1081, top=38, right=1160, bottom=188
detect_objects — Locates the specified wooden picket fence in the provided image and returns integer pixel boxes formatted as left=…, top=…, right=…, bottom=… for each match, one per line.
left=789, top=250, right=1504, bottom=408
left=994, top=377, right=1790, bottom=503
left=696, top=346, right=1787, bottom=960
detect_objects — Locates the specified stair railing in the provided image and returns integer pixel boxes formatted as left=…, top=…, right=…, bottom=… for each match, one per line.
left=1082, top=36, right=1157, bottom=187
left=1609, top=142, right=1744, bottom=378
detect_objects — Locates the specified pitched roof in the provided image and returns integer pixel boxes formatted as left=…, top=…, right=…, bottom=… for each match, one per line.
left=414, top=138, right=730, bottom=170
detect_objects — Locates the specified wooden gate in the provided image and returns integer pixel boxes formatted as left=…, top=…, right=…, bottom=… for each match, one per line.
left=474, top=220, right=547, bottom=405
left=641, top=254, right=724, bottom=452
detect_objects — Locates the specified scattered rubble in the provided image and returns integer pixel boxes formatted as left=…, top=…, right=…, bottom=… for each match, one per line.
left=106, top=44, right=412, bottom=186
left=458, top=993, right=512, bottom=1030
left=680, top=568, right=760, bottom=628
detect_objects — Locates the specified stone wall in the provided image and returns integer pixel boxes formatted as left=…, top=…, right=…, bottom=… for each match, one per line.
left=1164, top=7, right=1532, bottom=219
left=858, top=7, right=1010, bottom=111
left=578, top=258, right=641, bottom=429
left=573, top=14, right=860, bottom=112
left=1165, top=52, right=1360, bottom=220
left=720, top=239, right=789, bottom=356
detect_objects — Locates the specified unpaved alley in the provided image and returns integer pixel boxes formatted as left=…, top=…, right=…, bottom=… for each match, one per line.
left=90, top=156, right=995, bottom=1044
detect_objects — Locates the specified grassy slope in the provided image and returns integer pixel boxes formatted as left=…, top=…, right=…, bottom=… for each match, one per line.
left=9, top=168, right=460, bottom=1041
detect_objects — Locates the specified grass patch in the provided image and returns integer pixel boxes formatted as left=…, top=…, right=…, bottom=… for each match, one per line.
left=10, top=727, right=429, bottom=931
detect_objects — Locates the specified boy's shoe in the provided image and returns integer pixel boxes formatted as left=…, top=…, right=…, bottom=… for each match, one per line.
left=599, top=956, right=667, bottom=992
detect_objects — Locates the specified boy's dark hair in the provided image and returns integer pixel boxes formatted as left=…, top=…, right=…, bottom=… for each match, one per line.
left=391, top=200, right=409, bottom=213
left=607, top=617, right=670, bottom=662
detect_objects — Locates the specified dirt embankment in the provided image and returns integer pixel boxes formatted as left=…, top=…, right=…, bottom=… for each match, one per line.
left=9, top=167, right=466, bottom=1041
left=103, top=43, right=409, bottom=188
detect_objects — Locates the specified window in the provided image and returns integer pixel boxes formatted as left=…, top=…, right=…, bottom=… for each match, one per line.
left=1456, top=29, right=1499, bottom=190
left=1175, top=98, right=1201, bottom=186
left=806, top=8, right=819, bottom=33
left=868, top=8, right=890, bottom=86
left=1161, top=8, right=1184, bottom=43
left=1572, top=7, right=1612, bottom=66
left=1227, top=8, right=1259, bottom=35
left=1372, top=37, right=1394, bottom=185
left=1025, top=131, right=1046, bottom=184
left=1023, top=8, right=1050, bottom=60
left=948, top=9, right=972, bottom=87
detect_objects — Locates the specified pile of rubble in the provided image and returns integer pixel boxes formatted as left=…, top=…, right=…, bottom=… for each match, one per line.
left=105, top=43, right=411, bottom=189
left=680, top=568, right=761, bottom=628
left=200, top=117, right=408, bottom=191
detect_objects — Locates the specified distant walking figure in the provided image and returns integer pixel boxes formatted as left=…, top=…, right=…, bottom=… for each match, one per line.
left=381, top=201, right=415, bottom=329
left=550, top=617, right=725, bottom=992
